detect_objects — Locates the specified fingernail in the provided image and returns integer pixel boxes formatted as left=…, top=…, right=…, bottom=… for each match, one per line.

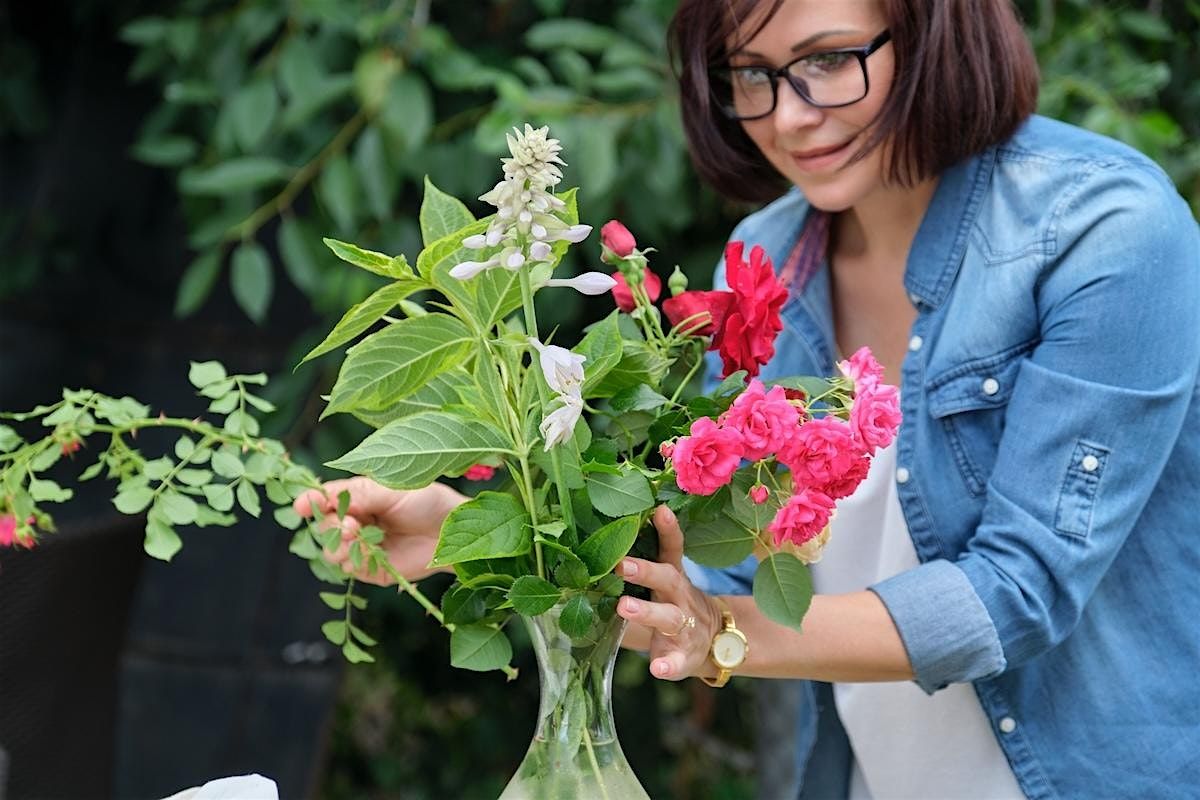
left=624, top=598, right=641, bottom=613
left=653, top=661, right=670, bottom=677
left=662, top=507, right=676, bottom=526
left=619, top=559, right=637, bottom=577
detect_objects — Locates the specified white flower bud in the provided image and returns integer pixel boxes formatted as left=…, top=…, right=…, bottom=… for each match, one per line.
left=540, top=394, right=584, bottom=450
left=544, top=272, right=618, bottom=296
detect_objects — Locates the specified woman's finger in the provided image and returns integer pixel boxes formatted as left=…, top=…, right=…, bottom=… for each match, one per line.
left=617, top=596, right=693, bottom=637
left=652, top=505, right=684, bottom=571
left=318, top=513, right=360, bottom=563
left=617, top=557, right=685, bottom=595
left=649, top=650, right=690, bottom=681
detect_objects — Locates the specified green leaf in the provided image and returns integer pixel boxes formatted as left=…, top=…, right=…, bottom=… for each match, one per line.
left=176, top=469, right=212, bottom=487
left=324, top=315, right=473, bottom=416
left=189, top=361, right=227, bottom=389
left=327, top=411, right=510, bottom=489
left=681, top=513, right=757, bottom=567
left=29, top=479, right=72, bottom=502
left=585, top=470, right=654, bottom=518
left=179, top=157, right=289, bottom=195
left=553, top=552, right=591, bottom=589
left=320, top=592, right=347, bottom=610
left=609, top=383, right=669, bottom=414
left=419, top=176, right=475, bottom=247
left=322, top=237, right=411, bottom=279
left=144, top=514, right=183, bottom=561
left=318, top=154, right=359, bottom=233
left=229, top=79, right=278, bottom=151
left=159, top=491, right=199, bottom=525
left=231, top=241, right=273, bottom=323
left=380, top=74, right=433, bottom=153
left=575, top=515, right=640, bottom=578
left=322, top=620, right=348, bottom=645
left=0, top=424, right=21, bottom=453
left=350, top=368, right=470, bottom=429
left=595, top=574, right=624, bottom=597
left=354, top=125, right=395, bottom=222
left=592, top=343, right=671, bottom=398
left=525, top=19, right=617, bottom=53
left=429, top=491, right=530, bottom=567
left=211, top=450, right=244, bottom=479
left=507, top=576, right=562, bottom=616
left=236, top=481, right=261, bottom=517
left=273, top=506, right=303, bottom=530
left=450, top=625, right=513, bottom=672
left=342, top=641, right=375, bottom=663
left=114, top=486, right=154, bottom=514
left=753, top=553, right=814, bottom=630
left=558, top=593, right=594, bottom=638
left=575, top=311, right=624, bottom=396
left=353, top=48, right=400, bottom=113
left=278, top=217, right=323, bottom=295
left=442, top=584, right=488, bottom=625
left=175, top=250, right=223, bottom=317
left=300, top=280, right=419, bottom=364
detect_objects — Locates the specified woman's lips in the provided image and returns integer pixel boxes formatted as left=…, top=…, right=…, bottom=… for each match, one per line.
left=789, top=136, right=856, bottom=172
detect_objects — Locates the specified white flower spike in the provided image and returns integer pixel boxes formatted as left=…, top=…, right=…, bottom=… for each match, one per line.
left=529, top=338, right=586, bottom=397
left=544, top=272, right=618, bottom=296
left=540, top=394, right=584, bottom=451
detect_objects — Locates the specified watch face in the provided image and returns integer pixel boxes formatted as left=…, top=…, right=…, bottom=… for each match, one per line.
left=712, top=631, right=747, bottom=669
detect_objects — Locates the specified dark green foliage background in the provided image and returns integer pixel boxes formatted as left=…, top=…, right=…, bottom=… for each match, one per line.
left=1, top=0, right=1196, bottom=797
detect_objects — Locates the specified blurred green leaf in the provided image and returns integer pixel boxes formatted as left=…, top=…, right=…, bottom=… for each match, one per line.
left=179, top=157, right=290, bottom=195
left=175, top=249, right=223, bottom=318
left=229, top=79, right=279, bottom=151
left=231, top=241, right=273, bottom=323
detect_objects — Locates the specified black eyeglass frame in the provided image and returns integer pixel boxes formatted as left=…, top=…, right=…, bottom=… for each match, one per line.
left=713, top=30, right=892, bottom=121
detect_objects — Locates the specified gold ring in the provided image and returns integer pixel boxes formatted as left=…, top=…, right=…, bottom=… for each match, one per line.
left=662, top=613, right=696, bottom=637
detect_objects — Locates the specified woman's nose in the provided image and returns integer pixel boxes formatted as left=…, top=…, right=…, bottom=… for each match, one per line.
left=772, top=79, right=824, bottom=133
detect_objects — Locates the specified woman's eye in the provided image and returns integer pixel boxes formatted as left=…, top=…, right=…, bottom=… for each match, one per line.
left=733, top=68, right=771, bottom=88
left=798, top=52, right=854, bottom=76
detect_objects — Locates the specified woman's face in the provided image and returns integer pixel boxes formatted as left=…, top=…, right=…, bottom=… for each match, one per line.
left=730, top=0, right=894, bottom=211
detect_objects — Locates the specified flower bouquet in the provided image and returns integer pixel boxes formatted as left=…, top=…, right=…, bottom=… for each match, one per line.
left=0, top=124, right=899, bottom=798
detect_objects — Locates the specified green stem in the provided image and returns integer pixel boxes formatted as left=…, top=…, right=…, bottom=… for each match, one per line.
left=225, top=110, right=368, bottom=242
left=582, top=728, right=611, bottom=800
left=518, top=267, right=576, bottom=545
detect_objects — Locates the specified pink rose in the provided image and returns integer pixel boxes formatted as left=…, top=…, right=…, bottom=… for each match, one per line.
left=463, top=464, right=496, bottom=481
left=610, top=268, right=662, bottom=312
left=838, top=346, right=885, bottom=391
left=672, top=417, right=744, bottom=496
left=768, top=489, right=835, bottom=548
left=851, top=382, right=902, bottom=453
left=748, top=485, right=769, bottom=505
left=600, top=220, right=637, bottom=258
left=778, top=416, right=863, bottom=490
left=822, top=454, right=871, bottom=499
left=721, top=379, right=800, bottom=461
left=0, top=514, right=15, bottom=547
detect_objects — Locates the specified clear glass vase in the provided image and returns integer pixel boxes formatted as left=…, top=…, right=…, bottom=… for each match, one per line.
left=498, top=596, right=650, bottom=800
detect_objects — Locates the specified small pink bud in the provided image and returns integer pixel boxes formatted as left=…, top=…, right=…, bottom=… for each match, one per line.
left=749, top=485, right=769, bottom=505
left=60, top=439, right=82, bottom=456
left=659, top=440, right=675, bottom=459
left=600, top=220, right=637, bottom=260
left=464, top=464, right=496, bottom=481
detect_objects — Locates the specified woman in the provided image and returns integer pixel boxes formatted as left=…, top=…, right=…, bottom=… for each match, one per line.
left=299, top=1, right=1200, bottom=797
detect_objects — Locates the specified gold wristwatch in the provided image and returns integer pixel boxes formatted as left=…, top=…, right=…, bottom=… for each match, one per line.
left=701, top=597, right=747, bottom=688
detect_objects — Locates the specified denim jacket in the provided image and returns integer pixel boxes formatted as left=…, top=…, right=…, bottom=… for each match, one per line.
left=690, top=116, right=1200, bottom=799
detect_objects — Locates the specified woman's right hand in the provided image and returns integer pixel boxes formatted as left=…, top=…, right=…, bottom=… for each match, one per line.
left=293, top=477, right=466, bottom=586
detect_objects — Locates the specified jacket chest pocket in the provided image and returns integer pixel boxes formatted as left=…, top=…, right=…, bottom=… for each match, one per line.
left=925, top=341, right=1035, bottom=496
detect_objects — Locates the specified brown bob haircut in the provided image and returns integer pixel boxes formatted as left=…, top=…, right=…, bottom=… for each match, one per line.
left=668, top=0, right=1039, bottom=204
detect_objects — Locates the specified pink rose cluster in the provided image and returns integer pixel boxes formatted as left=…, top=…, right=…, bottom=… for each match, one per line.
left=666, top=351, right=901, bottom=549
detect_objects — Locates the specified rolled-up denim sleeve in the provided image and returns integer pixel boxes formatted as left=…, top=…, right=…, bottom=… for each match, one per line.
left=685, top=553, right=757, bottom=596
left=872, top=163, right=1200, bottom=693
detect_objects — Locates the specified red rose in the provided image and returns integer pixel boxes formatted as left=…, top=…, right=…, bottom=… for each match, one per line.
left=610, top=268, right=662, bottom=312
left=600, top=220, right=637, bottom=258
left=663, top=290, right=734, bottom=336
left=714, top=242, right=788, bottom=379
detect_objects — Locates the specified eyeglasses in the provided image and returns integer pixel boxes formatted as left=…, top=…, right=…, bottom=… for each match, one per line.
left=712, top=30, right=892, bottom=121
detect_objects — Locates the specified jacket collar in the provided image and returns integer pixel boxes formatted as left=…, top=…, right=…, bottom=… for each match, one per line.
left=904, top=146, right=998, bottom=309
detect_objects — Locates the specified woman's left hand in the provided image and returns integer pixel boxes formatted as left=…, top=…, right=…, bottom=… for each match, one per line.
left=616, top=505, right=723, bottom=681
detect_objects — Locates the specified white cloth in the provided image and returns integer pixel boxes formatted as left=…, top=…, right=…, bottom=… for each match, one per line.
left=159, top=774, right=278, bottom=800
left=810, top=440, right=1025, bottom=800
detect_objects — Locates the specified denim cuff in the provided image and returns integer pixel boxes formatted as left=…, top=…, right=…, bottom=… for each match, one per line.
left=684, top=555, right=757, bottom=597
left=870, top=559, right=1007, bottom=694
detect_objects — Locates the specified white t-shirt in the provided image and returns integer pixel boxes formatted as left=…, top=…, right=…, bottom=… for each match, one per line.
left=810, top=439, right=1026, bottom=800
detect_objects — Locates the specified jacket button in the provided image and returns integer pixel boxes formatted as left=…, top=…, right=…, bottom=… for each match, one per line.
left=908, top=335, right=924, bottom=352
left=999, top=717, right=1017, bottom=734
left=1081, top=454, right=1100, bottom=472
left=981, top=377, right=1000, bottom=396
left=895, top=467, right=911, bottom=484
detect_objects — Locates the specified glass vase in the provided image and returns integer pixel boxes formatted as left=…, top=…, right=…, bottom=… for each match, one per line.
left=498, top=596, right=650, bottom=800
